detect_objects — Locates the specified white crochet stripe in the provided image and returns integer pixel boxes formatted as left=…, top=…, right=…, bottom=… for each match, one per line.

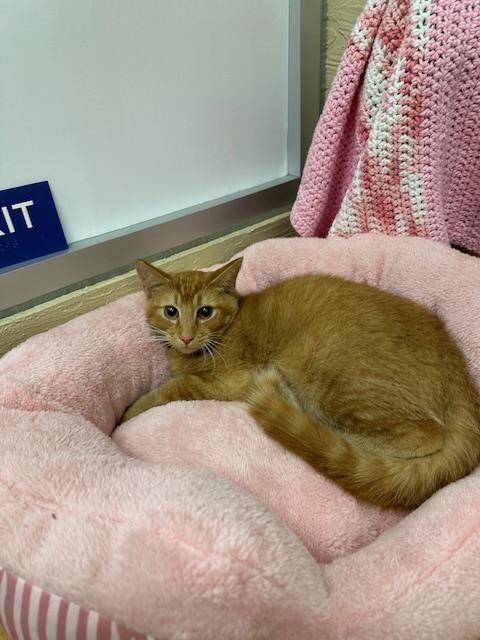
left=330, top=179, right=363, bottom=236
left=401, top=169, right=427, bottom=227
left=350, top=22, right=370, bottom=53
left=394, top=78, right=414, bottom=236
left=367, top=212, right=382, bottom=234
left=394, top=216, right=409, bottom=235
left=411, top=0, right=431, bottom=48
left=367, top=53, right=405, bottom=176
left=362, top=38, right=391, bottom=132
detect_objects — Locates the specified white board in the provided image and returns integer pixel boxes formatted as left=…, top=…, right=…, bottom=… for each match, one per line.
left=1, top=0, right=290, bottom=243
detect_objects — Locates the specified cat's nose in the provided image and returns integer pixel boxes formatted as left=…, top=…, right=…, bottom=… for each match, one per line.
left=181, top=335, right=193, bottom=345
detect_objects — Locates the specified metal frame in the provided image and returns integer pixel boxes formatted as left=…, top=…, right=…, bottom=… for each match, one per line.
left=0, top=177, right=298, bottom=317
left=0, top=0, right=325, bottom=318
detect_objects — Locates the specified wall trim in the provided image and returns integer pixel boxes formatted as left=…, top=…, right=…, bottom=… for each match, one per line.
left=0, top=211, right=294, bottom=356
left=0, top=177, right=299, bottom=314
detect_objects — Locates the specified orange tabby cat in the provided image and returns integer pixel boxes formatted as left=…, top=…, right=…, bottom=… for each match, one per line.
left=123, top=257, right=480, bottom=509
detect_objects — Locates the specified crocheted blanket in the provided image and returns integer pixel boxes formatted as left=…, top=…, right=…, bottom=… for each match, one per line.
left=292, top=0, right=480, bottom=252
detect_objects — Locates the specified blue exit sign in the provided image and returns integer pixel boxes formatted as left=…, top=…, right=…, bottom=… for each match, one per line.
left=0, top=181, right=68, bottom=269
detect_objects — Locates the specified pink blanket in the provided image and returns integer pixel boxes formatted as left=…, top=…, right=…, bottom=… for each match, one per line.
left=292, top=0, right=480, bottom=253
left=1, top=235, right=480, bottom=639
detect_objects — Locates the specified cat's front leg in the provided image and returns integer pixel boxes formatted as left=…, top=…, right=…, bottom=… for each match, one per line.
left=121, top=375, right=214, bottom=423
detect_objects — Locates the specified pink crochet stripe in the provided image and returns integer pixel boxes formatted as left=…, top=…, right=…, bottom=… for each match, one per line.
left=292, top=0, right=480, bottom=253
left=0, top=568, right=147, bottom=640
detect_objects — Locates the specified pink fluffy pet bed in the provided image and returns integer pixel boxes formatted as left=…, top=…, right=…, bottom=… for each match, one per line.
left=1, top=235, right=480, bottom=640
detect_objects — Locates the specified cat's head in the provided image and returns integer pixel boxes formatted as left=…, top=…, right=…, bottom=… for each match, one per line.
left=136, top=257, right=243, bottom=354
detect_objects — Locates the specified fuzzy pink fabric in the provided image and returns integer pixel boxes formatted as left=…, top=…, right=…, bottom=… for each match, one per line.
left=1, top=235, right=480, bottom=639
left=291, top=0, right=480, bottom=253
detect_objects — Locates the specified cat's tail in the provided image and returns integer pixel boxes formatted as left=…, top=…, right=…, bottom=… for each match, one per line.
left=248, top=369, right=480, bottom=509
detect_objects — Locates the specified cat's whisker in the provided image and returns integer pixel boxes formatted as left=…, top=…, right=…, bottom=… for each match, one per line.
left=207, top=341, right=227, bottom=368
left=145, top=326, right=172, bottom=348
left=203, top=343, right=217, bottom=372
left=147, top=324, right=168, bottom=336
left=206, top=334, right=223, bottom=349
left=144, top=338, right=170, bottom=348
left=146, top=331, right=168, bottom=340
left=147, top=325, right=170, bottom=339
left=207, top=333, right=225, bottom=348
left=200, top=342, right=209, bottom=359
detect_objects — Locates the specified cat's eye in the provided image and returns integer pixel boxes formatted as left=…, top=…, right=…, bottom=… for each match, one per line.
left=197, top=306, right=213, bottom=319
left=164, top=305, right=178, bottom=319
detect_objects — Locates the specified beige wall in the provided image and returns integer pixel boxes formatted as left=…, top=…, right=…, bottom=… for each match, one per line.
left=300, top=0, right=325, bottom=163
left=325, top=0, right=365, bottom=95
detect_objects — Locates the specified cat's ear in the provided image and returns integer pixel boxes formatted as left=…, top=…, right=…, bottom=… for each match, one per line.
left=136, top=260, right=170, bottom=296
left=209, top=257, right=243, bottom=292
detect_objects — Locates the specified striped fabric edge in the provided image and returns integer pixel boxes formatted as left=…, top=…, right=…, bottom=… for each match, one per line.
left=0, top=568, right=154, bottom=640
